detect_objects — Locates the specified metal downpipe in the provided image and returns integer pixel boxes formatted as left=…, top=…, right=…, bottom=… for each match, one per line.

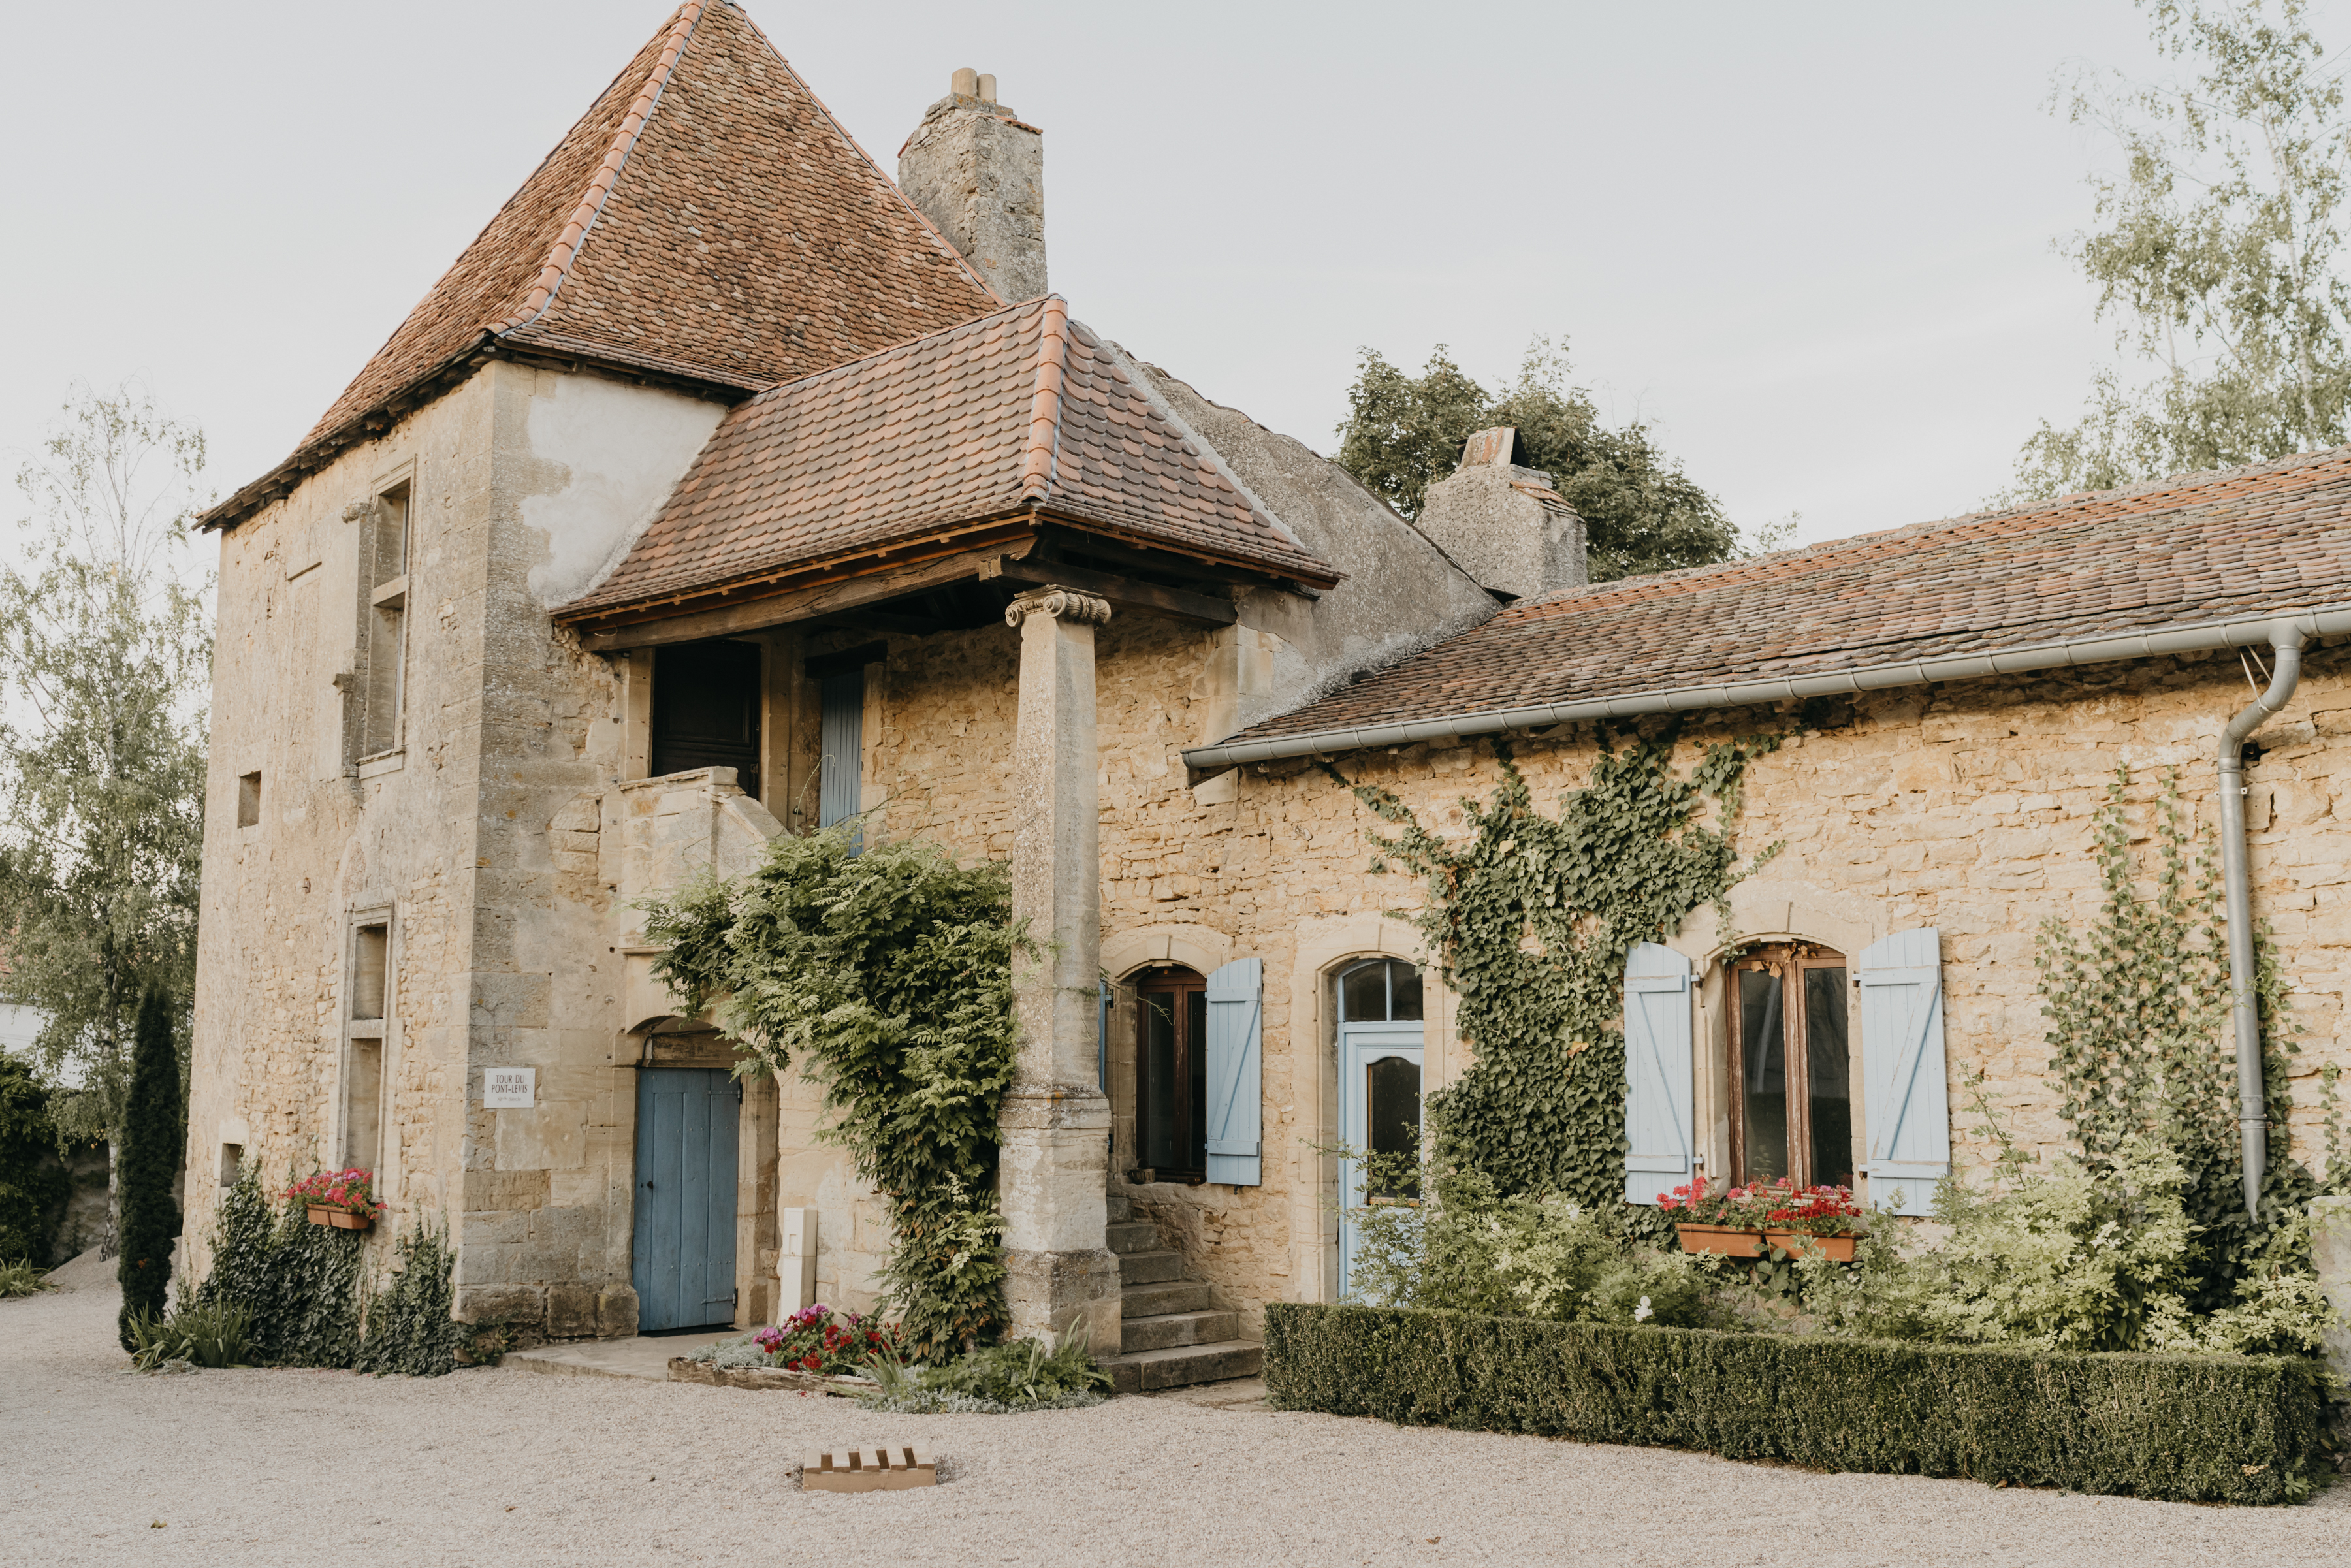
left=2220, top=622, right=2305, bottom=1219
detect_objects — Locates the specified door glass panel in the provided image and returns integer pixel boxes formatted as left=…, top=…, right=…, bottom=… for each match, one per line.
left=1389, top=964, right=1423, bottom=1021
left=1738, top=967, right=1789, bottom=1183
left=1342, top=963, right=1386, bottom=1022
left=1140, top=991, right=1178, bottom=1170
left=1365, top=1055, right=1421, bottom=1200
left=1805, top=967, right=1853, bottom=1187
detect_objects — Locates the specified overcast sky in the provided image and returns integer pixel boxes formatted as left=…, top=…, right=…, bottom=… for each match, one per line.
left=10, top=0, right=2348, bottom=553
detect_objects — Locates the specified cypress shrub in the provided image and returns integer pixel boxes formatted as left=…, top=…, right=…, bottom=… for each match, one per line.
left=114, top=988, right=182, bottom=1347
left=0, top=1053, right=69, bottom=1265
left=1263, top=1302, right=2329, bottom=1505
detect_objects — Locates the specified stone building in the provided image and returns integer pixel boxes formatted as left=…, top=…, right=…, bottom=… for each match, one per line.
left=186, top=0, right=2351, bottom=1389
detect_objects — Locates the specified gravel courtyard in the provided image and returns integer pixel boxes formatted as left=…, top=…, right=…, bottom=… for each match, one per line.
left=7, top=1277, right=2350, bottom=1568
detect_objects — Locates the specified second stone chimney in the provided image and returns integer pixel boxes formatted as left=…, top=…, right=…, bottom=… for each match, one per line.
left=899, top=69, right=1047, bottom=303
left=1414, top=428, right=1588, bottom=600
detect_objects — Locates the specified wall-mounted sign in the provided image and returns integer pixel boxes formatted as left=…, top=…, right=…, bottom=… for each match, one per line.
left=484, top=1067, right=536, bottom=1109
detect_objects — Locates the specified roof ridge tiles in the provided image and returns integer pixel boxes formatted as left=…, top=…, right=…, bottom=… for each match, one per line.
left=1019, top=296, right=1072, bottom=503
left=488, top=3, right=705, bottom=338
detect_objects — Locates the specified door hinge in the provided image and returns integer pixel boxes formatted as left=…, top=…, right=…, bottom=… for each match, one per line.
left=733, top=1080, right=743, bottom=1103
left=731, top=1288, right=739, bottom=1307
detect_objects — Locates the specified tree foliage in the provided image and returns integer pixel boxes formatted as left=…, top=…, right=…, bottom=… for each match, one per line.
left=2007, top=0, right=2351, bottom=500
left=1330, top=729, right=1778, bottom=1211
left=1334, top=340, right=1740, bottom=582
left=0, top=1052, right=69, bottom=1265
left=114, top=987, right=180, bottom=1347
left=642, top=827, right=1025, bottom=1359
left=0, top=387, right=210, bottom=1142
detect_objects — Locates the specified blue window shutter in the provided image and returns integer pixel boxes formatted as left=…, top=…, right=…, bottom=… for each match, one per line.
left=818, top=670, right=863, bottom=845
left=1859, top=927, right=1949, bottom=1217
left=1203, top=957, right=1263, bottom=1186
left=1622, top=942, right=1695, bottom=1205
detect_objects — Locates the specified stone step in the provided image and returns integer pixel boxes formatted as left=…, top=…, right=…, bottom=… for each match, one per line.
left=1119, top=1307, right=1239, bottom=1354
left=1103, top=1339, right=1263, bottom=1395
left=1104, top=1221, right=1158, bottom=1255
left=1117, top=1249, right=1187, bottom=1286
left=1106, top=1190, right=1134, bottom=1224
left=1121, top=1279, right=1211, bottom=1318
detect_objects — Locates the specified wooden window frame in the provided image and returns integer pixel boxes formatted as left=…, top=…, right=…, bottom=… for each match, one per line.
left=1130, top=966, right=1207, bottom=1185
left=1725, top=941, right=1850, bottom=1189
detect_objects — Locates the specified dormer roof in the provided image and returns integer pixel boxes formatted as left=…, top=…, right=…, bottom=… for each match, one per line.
left=202, top=0, right=1000, bottom=530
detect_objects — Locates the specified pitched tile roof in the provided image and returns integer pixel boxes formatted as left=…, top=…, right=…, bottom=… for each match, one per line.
left=1221, top=445, right=2351, bottom=746
left=558, top=296, right=1338, bottom=620
left=204, top=0, right=1000, bottom=529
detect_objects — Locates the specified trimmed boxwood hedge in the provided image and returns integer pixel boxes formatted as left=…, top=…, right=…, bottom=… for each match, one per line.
left=1262, top=1303, right=2330, bottom=1505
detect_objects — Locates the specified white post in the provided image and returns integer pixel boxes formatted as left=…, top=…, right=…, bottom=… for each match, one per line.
left=998, top=586, right=1121, bottom=1352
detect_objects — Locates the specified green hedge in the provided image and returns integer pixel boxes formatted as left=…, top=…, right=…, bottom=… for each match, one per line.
left=1262, top=1303, right=2330, bottom=1505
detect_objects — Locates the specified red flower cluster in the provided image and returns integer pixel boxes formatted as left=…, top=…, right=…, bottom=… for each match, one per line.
left=285, top=1168, right=385, bottom=1218
left=752, top=1304, right=902, bottom=1376
left=1656, top=1176, right=1863, bottom=1236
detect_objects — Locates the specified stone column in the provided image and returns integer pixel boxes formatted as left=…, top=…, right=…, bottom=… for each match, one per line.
left=999, top=586, right=1122, bottom=1352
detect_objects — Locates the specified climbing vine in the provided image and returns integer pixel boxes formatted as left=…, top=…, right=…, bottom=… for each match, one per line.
left=1329, top=726, right=1780, bottom=1213
left=643, top=827, right=1025, bottom=1359
left=2036, top=765, right=2329, bottom=1309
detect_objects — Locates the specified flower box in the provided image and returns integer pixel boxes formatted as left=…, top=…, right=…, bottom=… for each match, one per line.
left=1763, top=1229, right=1856, bottom=1262
left=1674, top=1223, right=1765, bottom=1258
left=307, top=1205, right=372, bottom=1231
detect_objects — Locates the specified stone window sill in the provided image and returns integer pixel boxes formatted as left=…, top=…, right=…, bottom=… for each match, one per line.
left=358, top=749, right=406, bottom=779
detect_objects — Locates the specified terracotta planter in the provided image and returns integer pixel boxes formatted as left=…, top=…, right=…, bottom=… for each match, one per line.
left=1763, top=1230, right=1857, bottom=1261
left=1674, top=1223, right=1764, bottom=1258
left=306, top=1205, right=373, bottom=1232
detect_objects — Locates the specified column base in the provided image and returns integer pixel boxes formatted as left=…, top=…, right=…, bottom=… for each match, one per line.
left=1004, top=1245, right=1124, bottom=1356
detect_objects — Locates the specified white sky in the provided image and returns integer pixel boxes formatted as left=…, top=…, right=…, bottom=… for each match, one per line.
left=7, top=0, right=2348, bottom=551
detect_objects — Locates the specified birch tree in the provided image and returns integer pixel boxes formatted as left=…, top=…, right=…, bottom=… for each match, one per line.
left=0, top=387, right=211, bottom=1142
left=2009, top=0, right=2351, bottom=499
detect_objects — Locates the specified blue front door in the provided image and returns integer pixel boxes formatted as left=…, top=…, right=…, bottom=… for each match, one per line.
left=632, top=1068, right=741, bottom=1331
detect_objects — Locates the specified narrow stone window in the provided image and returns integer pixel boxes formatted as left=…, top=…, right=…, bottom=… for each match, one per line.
left=345, top=920, right=391, bottom=1172
left=359, top=482, right=409, bottom=759
left=218, top=1144, right=244, bottom=1188
left=1726, top=942, right=1853, bottom=1189
left=236, top=770, right=262, bottom=828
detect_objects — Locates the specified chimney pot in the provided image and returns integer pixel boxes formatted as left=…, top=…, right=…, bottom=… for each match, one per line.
left=976, top=72, right=998, bottom=103
left=1458, top=427, right=1529, bottom=470
left=952, top=66, right=979, bottom=98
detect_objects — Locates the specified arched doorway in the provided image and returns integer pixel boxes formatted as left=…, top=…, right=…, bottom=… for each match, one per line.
left=1727, top=942, right=1855, bottom=1189
left=1336, top=957, right=1424, bottom=1296
left=1131, top=965, right=1207, bottom=1184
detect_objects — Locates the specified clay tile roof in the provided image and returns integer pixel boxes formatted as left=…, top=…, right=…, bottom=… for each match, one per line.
left=1224, top=445, right=2351, bottom=746
left=558, top=295, right=1337, bottom=619
left=202, top=0, right=999, bottom=530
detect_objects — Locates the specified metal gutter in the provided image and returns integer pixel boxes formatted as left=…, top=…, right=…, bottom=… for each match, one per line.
left=2219, top=621, right=2307, bottom=1217
left=1180, top=602, right=2351, bottom=771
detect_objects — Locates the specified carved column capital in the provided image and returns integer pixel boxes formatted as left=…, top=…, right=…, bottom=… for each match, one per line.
left=1004, top=585, right=1112, bottom=629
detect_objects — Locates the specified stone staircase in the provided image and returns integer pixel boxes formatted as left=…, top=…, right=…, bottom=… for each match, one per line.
left=1098, top=1191, right=1262, bottom=1394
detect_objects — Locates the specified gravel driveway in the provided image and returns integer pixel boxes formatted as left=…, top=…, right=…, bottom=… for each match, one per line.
left=7, top=1281, right=2350, bottom=1567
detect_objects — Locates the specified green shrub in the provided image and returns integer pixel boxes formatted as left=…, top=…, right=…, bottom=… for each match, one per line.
left=0, top=1054, right=69, bottom=1267
left=354, top=1218, right=464, bottom=1377
left=114, top=988, right=182, bottom=1348
left=0, top=1257, right=52, bottom=1297
left=189, top=1172, right=364, bottom=1368
left=125, top=1300, right=253, bottom=1369
left=1264, top=1302, right=2329, bottom=1505
left=856, top=1332, right=1112, bottom=1415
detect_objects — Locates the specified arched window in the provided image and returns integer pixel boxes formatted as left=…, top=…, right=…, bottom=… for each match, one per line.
left=1727, top=942, right=1853, bottom=1188
left=1132, top=966, right=1206, bottom=1183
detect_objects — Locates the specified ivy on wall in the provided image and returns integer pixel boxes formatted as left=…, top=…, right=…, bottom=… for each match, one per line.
left=643, top=828, right=1023, bottom=1359
left=1329, top=728, right=1780, bottom=1211
left=2036, top=765, right=2333, bottom=1310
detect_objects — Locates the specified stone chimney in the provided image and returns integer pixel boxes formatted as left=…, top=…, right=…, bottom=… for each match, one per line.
left=1413, top=427, right=1588, bottom=600
left=898, top=69, right=1046, bottom=303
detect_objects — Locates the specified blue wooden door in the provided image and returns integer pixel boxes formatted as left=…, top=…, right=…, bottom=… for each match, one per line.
left=632, top=1068, right=741, bottom=1331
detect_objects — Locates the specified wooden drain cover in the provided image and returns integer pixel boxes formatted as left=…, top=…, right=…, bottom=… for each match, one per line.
left=801, top=1447, right=936, bottom=1492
